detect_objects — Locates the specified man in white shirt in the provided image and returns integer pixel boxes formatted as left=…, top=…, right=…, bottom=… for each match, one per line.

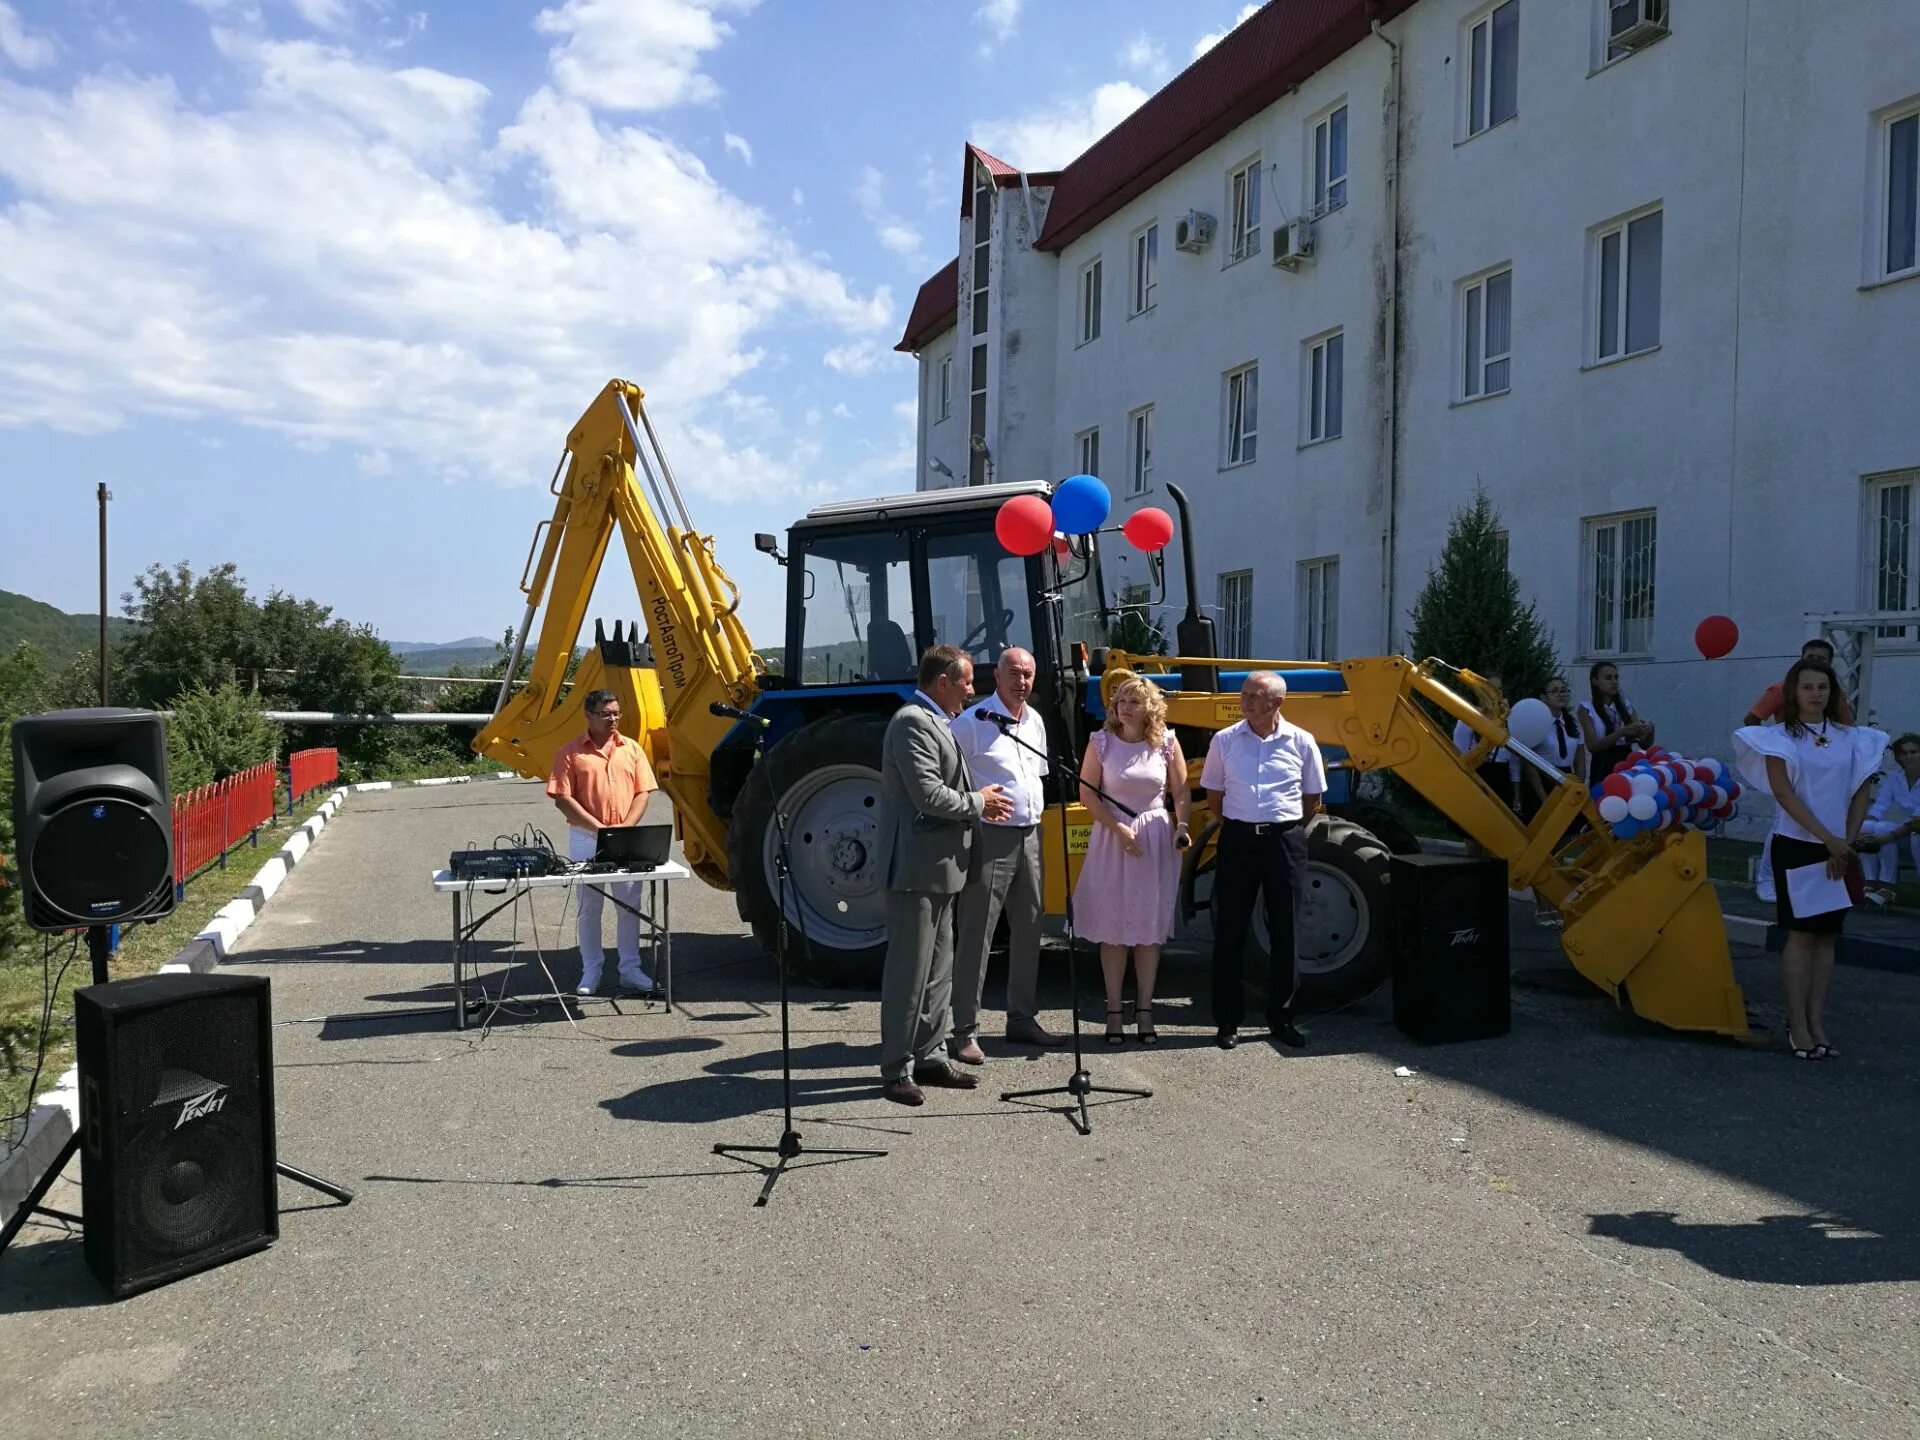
left=948, top=648, right=1065, bottom=1058
left=1859, top=731, right=1920, bottom=902
left=1200, top=671, right=1327, bottom=1051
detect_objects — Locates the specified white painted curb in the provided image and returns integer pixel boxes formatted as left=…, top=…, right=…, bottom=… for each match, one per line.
left=0, top=1066, right=79, bottom=1220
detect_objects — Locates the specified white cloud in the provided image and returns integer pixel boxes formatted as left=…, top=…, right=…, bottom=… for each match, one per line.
left=852, top=164, right=923, bottom=262
left=972, top=81, right=1150, bottom=171
left=289, top=0, right=355, bottom=31
left=976, top=0, right=1021, bottom=45
left=830, top=401, right=852, bottom=419
left=535, top=0, right=758, bottom=113
left=791, top=185, right=804, bottom=207
left=1119, top=34, right=1169, bottom=81
left=722, top=129, right=752, bottom=164
left=1193, top=4, right=1262, bottom=60
left=823, top=340, right=887, bottom=377
left=0, top=2, right=55, bottom=69
left=0, top=18, right=890, bottom=506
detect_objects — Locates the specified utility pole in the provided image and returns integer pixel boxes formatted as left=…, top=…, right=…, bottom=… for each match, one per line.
left=98, top=482, right=111, bottom=706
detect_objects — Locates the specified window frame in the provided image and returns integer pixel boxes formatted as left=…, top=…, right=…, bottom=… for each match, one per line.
left=1590, top=205, right=1663, bottom=364
left=1310, top=103, right=1349, bottom=217
left=1304, top=329, right=1345, bottom=445
left=1594, top=0, right=1670, bottom=70
left=1464, top=0, right=1520, bottom=140
left=1218, top=570, right=1255, bottom=660
left=1874, top=102, right=1920, bottom=285
left=1226, top=155, right=1263, bottom=265
left=1130, top=221, right=1159, bottom=316
left=935, top=355, right=952, bottom=422
left=1128, top=405, right=1154, bottom=497
left=1863, top=469, right=1920, bottom=645
left=1223, top=362, right=1259, bottom=468
left=1582, top=509, right=1658, bottom=659
left=1078, top=256, right=1103, bottom=346
left=1077, top=426, right=1101, bottom=480
left=1460, top=265, right=1513, bottom=401
left=1298, top=556, right=1339, bottom=661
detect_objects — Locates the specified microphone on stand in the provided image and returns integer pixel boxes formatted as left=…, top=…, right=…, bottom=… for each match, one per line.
left=978, top=709, right=1016, bottom=729
left=710, top=700, right=770, bottom=728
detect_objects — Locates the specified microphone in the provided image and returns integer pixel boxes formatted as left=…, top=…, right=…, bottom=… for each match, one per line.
left=710, top=700, right=770, bottom=727
left=978, top=709, right=1016, bottom=728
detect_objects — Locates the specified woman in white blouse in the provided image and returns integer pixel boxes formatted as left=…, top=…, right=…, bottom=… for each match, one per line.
left=1733, top=660, right=1888, bottom=1060
left=1578, top=661, right=1652, bottom=781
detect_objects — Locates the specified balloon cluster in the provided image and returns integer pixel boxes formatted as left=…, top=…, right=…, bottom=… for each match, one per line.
left=993, top=474, right=1174, bottom=557
left=1591, top=747, right=1742, bottom=840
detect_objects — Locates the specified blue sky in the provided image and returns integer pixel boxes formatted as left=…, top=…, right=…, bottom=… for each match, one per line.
left=0, top=0, right=1262, bottom=647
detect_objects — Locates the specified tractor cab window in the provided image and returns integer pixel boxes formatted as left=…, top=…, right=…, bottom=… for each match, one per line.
left=923, top=527, right=1034, bottom=670
left=798, top=528, right=915, bottom=684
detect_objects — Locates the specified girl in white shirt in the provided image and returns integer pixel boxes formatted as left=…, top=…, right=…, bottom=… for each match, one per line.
left=1859, top=732, right=1920, bottom=902
left=1733, top=660, right=1888, bottom=1060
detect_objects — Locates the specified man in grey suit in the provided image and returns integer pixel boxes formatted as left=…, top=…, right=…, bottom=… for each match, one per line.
left=878, top=644, right=1014, bottom=1105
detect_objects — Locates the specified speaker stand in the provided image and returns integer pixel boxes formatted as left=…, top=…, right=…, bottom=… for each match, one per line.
left=0, top=930, right=355, bottom=1259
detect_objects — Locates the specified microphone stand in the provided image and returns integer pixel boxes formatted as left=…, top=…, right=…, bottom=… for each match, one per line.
left=989, top=636, right=1154, bottom=1135
left=712, top=708, right=887, bottom=1205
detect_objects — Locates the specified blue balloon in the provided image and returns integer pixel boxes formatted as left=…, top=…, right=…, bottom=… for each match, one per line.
left=1051, top=473, right=1111, bottom=535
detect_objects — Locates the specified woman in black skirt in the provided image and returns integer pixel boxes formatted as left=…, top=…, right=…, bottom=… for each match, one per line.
left=1579, top=661, right=1652, bottom=781
left=1734, top=659, right=1887, bottom=1060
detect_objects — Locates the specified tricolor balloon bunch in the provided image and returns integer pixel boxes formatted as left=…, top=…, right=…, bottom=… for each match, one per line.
left=994, top=473, right=1175, bottom=556
left=1591, top=747, right=1742, bottom=840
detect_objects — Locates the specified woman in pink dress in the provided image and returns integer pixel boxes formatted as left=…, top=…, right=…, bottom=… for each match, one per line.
left=1073, top=677, right=1192, bottom=1044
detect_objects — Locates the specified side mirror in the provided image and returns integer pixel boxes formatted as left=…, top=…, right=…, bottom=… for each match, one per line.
left=754, top=532, right=786, bottom=566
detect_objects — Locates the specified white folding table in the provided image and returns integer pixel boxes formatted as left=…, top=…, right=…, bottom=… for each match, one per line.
left=429, top=860, right=693, bottom=1029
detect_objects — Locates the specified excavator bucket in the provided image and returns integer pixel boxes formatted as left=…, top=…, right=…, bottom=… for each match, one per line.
left=1559, top=828, right=1749, bottom=1037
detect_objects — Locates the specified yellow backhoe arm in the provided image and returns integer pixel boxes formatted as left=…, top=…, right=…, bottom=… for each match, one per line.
left=473, top=380, right=759, bottom=888
left=1092, top=652, right=1747, bottom=1038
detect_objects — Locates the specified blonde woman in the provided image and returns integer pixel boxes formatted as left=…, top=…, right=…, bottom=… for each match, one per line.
left=1074, top=677, right=1192, bottom=1044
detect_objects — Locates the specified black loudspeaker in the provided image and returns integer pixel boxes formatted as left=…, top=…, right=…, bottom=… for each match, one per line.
left=74, top=973, right=278, bottom=1298
left=11, top=707, right=175, bottom=932
left=1390, top=853, right=1511, bottom=1044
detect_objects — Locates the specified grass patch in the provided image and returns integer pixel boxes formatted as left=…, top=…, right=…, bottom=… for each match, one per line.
left=1, top=806, right=310, bottom=1137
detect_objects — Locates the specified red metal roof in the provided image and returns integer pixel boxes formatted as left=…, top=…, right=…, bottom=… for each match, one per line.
left=1035, top=0, right=1418, bottom=252
left=894, top=257, right=959, bottom=354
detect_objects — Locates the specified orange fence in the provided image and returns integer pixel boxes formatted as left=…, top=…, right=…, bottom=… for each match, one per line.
left=171, top=762, right=278, bottom=893
left=288, top=747, right=339, bottom=806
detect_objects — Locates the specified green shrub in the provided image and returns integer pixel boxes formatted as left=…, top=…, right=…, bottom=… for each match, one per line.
left=165, top=683, right=279, bottom=792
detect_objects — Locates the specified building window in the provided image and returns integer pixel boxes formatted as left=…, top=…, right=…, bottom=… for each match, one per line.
left=1228, top=156, right=1262, bottom=263
left=1077, top=427, right=1100, bottom=479
left=1219, top=570, right=1254, bottom=659
left=1493, top=529, right=1511, bottom=571
left=1880, top=105, right=1919, bottom=282
left=1312, top=105, right=1348, bottom=215
left=1129, top=405, right=1154, bottom=496
left=1585, top=510, right=1657, bottom=655
left=1305, top=331, right=1344, bottom=443
left=1599, top=0, right=1669, bottom=66
left=936, top=356, right=952, bottom=421
left=1462, top=268, right=1513, bottom=399
left=1466, top=1, right=1519, bottom=138
left=1593, top=208, right=1661, bottom=361
left=970, top=165, right=991, bottom=340
left=1079, top=258, right=1103, bottom=345
left=1224, top=364, right=1258, bottom=467
left=1867, top=471, right=1918, bottom=640
left=969, top=341, right=989, bottom=485
left=1299, top=557, right=1339, bottom=661
left=1131, top=222, right=1158, bottom=314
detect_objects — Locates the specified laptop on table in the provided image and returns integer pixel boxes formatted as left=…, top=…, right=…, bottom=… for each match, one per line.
left=593, top=822, right=673, bottom=871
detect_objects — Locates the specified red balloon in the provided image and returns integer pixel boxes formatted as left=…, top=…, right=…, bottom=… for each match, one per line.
left=995, top=494, right=1056, bottom=556
left=1122, top=507, right=1175, bottom=552
left=1052, top=536, right=1074, bottom=562
left=1601, top=774, right=1633, bottom=799
left=1694, top=614, right=1739, bottom=660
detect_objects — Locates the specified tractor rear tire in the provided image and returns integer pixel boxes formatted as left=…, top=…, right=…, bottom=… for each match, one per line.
left=728, top=711, right=892, bottom=989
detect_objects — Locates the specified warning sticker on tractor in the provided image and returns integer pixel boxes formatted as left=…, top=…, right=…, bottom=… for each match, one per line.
left=1213, top=695, right=1244, bottom=724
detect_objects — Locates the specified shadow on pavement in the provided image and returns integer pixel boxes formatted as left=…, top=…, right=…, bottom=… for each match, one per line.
left=1586, top=1210, right=1920, bottom=1286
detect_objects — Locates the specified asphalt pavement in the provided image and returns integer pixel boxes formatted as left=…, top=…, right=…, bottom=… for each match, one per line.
left=3, top=779, right=1916, bottom=1440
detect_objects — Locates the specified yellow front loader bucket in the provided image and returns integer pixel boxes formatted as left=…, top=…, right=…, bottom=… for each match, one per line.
left=1560, top=828, right=1748, bottom=1036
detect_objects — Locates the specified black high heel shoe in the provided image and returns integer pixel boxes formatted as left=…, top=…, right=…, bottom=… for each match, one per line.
left=1134, top=1003, right=1158, bottom=1046
left=1104, top=1006, right=1127, bottom=1046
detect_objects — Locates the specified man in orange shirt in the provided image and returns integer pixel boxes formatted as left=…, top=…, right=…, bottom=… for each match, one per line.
left=547, top=689, right=658, bottom=995
left=1743, top=639, right=1854, bottom=725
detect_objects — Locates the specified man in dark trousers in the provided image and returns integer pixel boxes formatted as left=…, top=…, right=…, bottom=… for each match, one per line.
left=1201, top=670, right=1327, bottom=1051
left=876, top=644, right=1013, bottom=1105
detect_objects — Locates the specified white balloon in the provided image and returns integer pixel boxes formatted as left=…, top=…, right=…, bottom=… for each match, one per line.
left=1627, top=793, right=1657, bottom=821
left=1629, top=773, right=1660, bottom=798
left=1505, top=697, right=1553, bottom=749
left=1597, top=794, right=1629, bottom=823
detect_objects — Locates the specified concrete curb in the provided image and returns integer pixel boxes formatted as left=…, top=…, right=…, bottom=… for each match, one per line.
left=0, top=1066, right=80, bottom=1220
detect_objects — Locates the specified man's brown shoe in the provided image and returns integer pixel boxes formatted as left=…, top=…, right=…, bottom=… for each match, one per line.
left=947, top=1037, right=987, bottom=1065
left=912, top=1060, right=981, bottom=1090
left=882, top=1077, right=925, bottom=1106
left=1006, top=1019, right=1064, bottom=1046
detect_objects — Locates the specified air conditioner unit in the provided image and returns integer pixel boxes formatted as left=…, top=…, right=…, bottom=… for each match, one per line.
left=1173, top=211, right=1216, bottom=253
left=1271, top=218, right=1315, bottom=270
left=1609, top=0, right=1669, bottom=50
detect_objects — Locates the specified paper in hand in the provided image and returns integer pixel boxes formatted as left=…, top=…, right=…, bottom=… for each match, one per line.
left=1784, top=861, right=1852, bottom=918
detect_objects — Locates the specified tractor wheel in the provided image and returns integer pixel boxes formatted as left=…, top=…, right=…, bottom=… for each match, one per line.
left=1185, top=813, right=1395, bottom=1012
left=1327, top=800, right=1423, bottom=857
left=728, top=712, right=892, bottom=988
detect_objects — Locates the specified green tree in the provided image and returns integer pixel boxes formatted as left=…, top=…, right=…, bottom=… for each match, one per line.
left=0, top=644, right=51, bottom=967
left=164, top=683, right=279, bottom=792
left=1407, top=492, right=1559, bottom=701
left=117, top=562, right=258, bottom=706
left=1108, top=583, right=1168, bottom=656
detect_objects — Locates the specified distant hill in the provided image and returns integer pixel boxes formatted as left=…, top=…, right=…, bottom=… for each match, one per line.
left=394, top=643, right=508, bottom=675
left=0, top=589, right=137, bottom=661
left=388, top=636, right=496, bottom=655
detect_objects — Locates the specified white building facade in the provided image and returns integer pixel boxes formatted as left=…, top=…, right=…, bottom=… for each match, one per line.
left=897, top=0, right=1920, bottom=777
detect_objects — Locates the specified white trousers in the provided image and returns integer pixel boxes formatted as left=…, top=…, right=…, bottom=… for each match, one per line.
left=569, top=827, right=642, bottom=973
left=1754, top=832, right=1776, bottom=903
left=1862, top=830, right=1920, bottom=885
